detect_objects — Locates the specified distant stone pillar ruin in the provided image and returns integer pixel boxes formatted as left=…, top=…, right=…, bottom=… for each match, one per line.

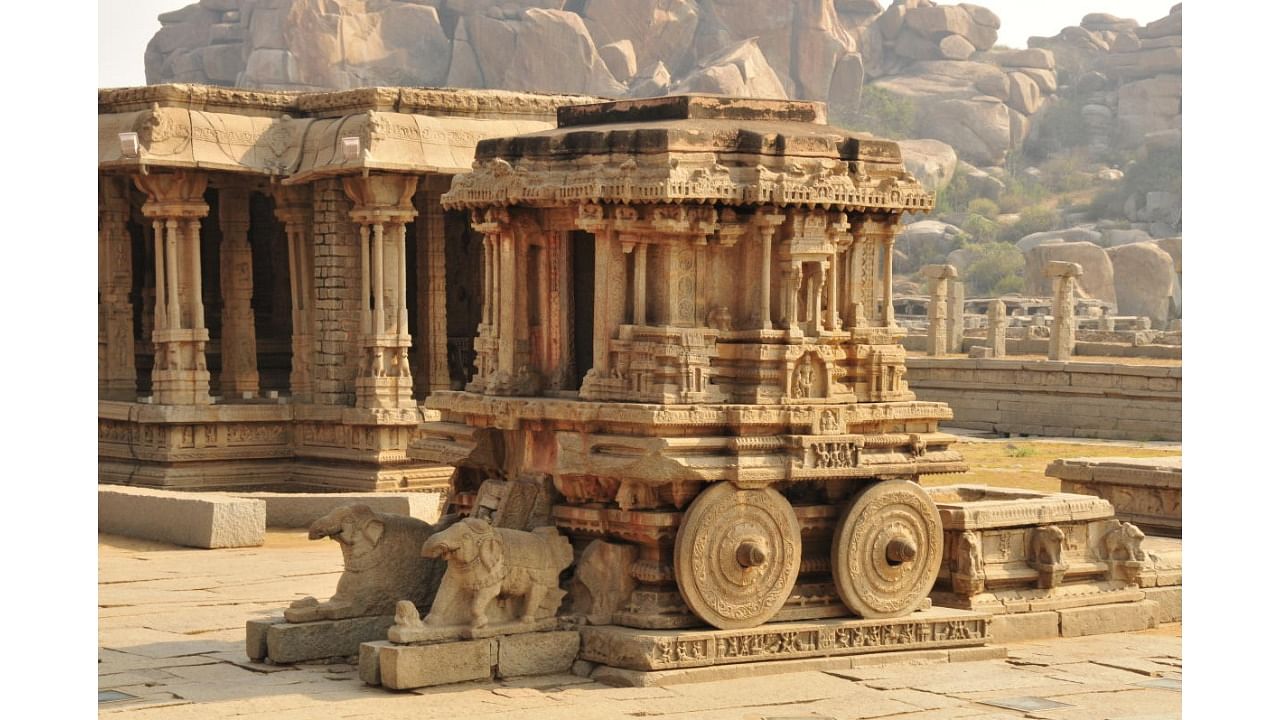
left=99, top=176, right=137, bottom=401
left=134, top=171, right=212, bottom=405
left=947, top=278, right=965, bottom=353
left=987, top=298, right=1007, bottom=358
left=1046, top=261, right=1082, bottom=361
left=343, top=174, right=420, bottom=410
left=218, top=187, right=261, bottom=399
left=922, top=264, right=957, bottom=357
left=272, top=185, right=315, bottom=403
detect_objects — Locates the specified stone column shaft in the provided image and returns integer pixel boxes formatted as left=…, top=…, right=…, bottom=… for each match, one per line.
left=344, top=174, right=418, bottom=409
left=135, top=171, right=211, bottom=405
left=273, top=185, right=315, bottom=403
left=217, top=187, right=259, bottom=398
left=826, top=253, right=839, bottom=331
left=988, top=299, right=1007, bottom=358
left=424, top=182, right=450, bottom=393
left=1046, top=262, right=1082, bottom=361
left=922, top=264, right=957, bottom=357
left=947, top=279, right=965, bottom=355
left=633, top=243, right=647, bottom=325
left=881, top=236, right=895, bottom=327
left=99, top=177, right=137, bottom=400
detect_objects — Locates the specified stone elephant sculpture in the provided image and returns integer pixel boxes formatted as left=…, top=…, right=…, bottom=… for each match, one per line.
left=284, top=504, right=448, bottom=623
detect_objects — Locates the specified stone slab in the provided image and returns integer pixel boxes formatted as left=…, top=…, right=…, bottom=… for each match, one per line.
left=245, top=617, right=285, bottom=661
left=359, top=641, right=386, bottom=685
left=255, top=614, right=395, bottom=664
left=232, top=491, right=447, bottom=528
left=497, top=630, right=580, bottom=678
left=989, top=611, right=1059, bottom=643
left=1058, top=600, right=1158, bottom=638
left=99, top=486, right=265, bottom=548
left=580, top=608, right=991, bottom=672
left=1143, top=586, right=1181, bottom=623
left=375, top=638, right=495, bottom=690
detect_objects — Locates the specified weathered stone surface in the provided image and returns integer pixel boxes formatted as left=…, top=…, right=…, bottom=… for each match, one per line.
left=264, top=614, right=396, bottom=664
left=1144, top=586, right=1181, bottom=623
left=989, top=611, right=1059, bottom=643
left=377, top=638, right=495, bottom=689
left=600, top=40, right=638, bottom=83
left=1106, top=242, right=1176, bottom=327
left=283, top=506, right=445, bottom=624
left=579, top=609, right=992, bottom=671
left=583, top=0, right=699, bottom=78
left=1048, top=456, right=1182, bottom=536
left=1006, top=71, right=1042, bottom=115
left=937, top=33, right=975, bottom=61
left=1058, top=600, right=1158, bottom=637
left=497, top=630, right=580, bottom=678
left=1023, top=241, right=1117, bottom=305
left=670, top=39, right=788, bottom=99
left=899, top=138, right=957, bottom=193
left=99, top=486, right=265, bottom=549
left=986, top=47, right=1054, bottom=70
left=233, top=491, right=446, bottom=528
left=571, top=540, right=638, bottom=624
left=917, top=96, right=1010, bottom=166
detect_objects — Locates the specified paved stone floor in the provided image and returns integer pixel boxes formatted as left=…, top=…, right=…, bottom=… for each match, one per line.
left=99, top=531, right=1181, bottom=719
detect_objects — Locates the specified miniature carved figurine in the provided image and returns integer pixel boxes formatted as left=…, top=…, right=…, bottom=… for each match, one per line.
left=404, top=518, right=573, bottom=634
left=1102, top=520, right=1147, bottom=586
left=284, top=505, right=446, bottom=623
left=951, top=530, right=985, bottom=596
left=1027, top=525, right=1068, bottom=589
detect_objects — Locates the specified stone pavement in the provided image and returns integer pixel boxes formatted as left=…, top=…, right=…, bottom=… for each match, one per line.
left=99, top=531, right=1181, bottom=720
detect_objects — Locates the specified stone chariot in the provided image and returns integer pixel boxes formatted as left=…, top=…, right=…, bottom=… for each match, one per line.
left=410, top=95, right=966, bottom=633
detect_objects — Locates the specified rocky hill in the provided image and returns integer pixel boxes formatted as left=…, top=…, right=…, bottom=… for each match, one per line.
left=142, top=0, right=1182, bottom=326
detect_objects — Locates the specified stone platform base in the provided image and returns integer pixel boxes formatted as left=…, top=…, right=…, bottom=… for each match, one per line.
left=588, top=645, right=1009, bottom=688
left=359, top=630, right=580, bottom=690
left=580, top=608, right=991, bottom=673
left=247, top=615, right=395, bottom=664
left=988, top=597, right=1171, bottom=643
left=1048, top=456, right=1182, bottom=536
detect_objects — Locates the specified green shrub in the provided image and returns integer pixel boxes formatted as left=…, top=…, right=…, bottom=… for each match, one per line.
left=966, top=197, right=1000, bottom=220
left=961, top=213, right=999, bottom=244
left=997, top=204, right=1059, bottom=242
left=960, top=241, right=1025, bottom=297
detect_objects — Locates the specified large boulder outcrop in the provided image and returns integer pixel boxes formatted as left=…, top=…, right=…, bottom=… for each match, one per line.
left=1022, top=241, right=1116, bottom=306
left=1106, top=242, right=1177, bottom=328
left=898, top=138, right=957, bottom=193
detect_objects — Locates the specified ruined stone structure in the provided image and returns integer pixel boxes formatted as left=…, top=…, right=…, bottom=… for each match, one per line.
left=98, top=84, right=595, bottom=491
left=408, top=94, right=969, bottom=640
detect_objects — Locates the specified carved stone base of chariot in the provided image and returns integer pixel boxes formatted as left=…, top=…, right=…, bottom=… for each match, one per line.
left=578, top=607, right=992, bottom=672
left=924, top=485, right=1177, bottom=618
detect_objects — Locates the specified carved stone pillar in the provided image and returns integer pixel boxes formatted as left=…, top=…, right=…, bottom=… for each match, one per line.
left=947, top=278, right=965, bottom=354
left=272, top=185, right=315, bottom=403
left=134, top=171, right=211, bottom=405
left=631, top=240, right=647, bottom=325
left=1046, top=261, right=1082, bottom=361
left=782, top=261, right=803, bottom=332
left=99, top=176, right=137, bottom=401
left=343, top=175, right=419, bottom=410
left=217, top=187, right=260, bottom=398
left=880, top=231, right=896, bottom=327
left=753, top=210, right=784, bottom=330
left=921, top=264, right=957, bottom=357
left=988, top=299, right=1008, bottom=358
left=423, top=177, right=451, bottom=394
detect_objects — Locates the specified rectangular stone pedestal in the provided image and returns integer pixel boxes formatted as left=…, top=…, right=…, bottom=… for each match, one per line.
left=1048, top=457, right=1182, bottom=536
left=580, top=608, right=991, bottom=673
left=246, top=614, right=395, bottom=664
left=359, top=630, right=580, bottom=690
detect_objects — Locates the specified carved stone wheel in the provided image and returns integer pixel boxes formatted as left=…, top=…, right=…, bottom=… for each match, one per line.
left=674, top=482, right=802, bottom=630
left=831, top=480, right=943, bottom=619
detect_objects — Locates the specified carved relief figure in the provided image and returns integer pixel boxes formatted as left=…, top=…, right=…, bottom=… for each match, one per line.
left=1027, top=525, right=1068, bottom=589
left=416, top=518, right=573, bottom=631
left=950, top=530, right=984, bottom=595
left=284, top=505, right=446, bottom=623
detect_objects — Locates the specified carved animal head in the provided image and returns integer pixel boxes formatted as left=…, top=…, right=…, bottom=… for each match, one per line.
left=422, top=518, right=501, bottom=571
left=307, top=505, right=385, bottom=552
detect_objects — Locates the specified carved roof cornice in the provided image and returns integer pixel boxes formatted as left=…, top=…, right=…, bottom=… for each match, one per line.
left=295, top=87, right=603, bottom=120
left=98, top=84, right=300, bottom=117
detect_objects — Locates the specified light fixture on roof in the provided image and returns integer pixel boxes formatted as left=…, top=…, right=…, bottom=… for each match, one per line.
left=119, top=132, right=140, bottom=158
left=341, top=136, right=361, bottom=161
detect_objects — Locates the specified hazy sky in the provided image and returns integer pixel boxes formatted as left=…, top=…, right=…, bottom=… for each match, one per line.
left=97, top=0, right=1179, bottom=88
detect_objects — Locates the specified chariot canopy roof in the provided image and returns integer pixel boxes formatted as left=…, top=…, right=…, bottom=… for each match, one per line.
left=97, top=84, right=599, bottom=182
left=442, top=95, right=934, bottom=215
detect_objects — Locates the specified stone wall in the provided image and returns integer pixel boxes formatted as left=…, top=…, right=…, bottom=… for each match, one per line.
left=312, top=179, right=361, bottom=406
left=906, top=357, right=1180, bottom=440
